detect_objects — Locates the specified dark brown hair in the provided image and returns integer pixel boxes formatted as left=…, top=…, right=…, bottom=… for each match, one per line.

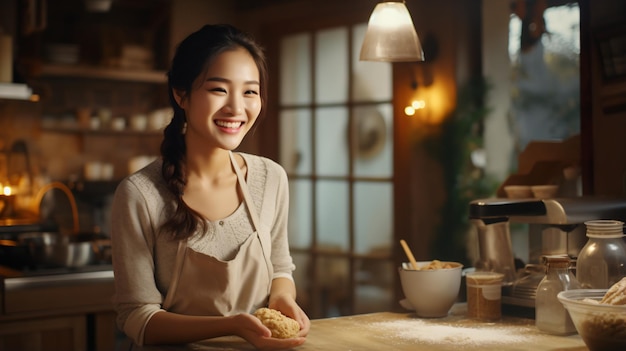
left=160, top=24, right=268, bottom=240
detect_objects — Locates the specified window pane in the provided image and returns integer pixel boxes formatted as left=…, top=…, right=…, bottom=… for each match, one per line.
left=316, top=256, right=350, bottom=317
left=351, top=23, right=392, bottom=102
left=315, top=107, right=348, bottom=176
left=354, top=283, right=393, bottom=314
left=280, top=108, right=312, bottom=175
left=354, top=182, right=392, bottom=254
left=355, top=258, right=394, bottom=314
left=280, top=33, right=311, bottom=105
left=288, top=179, right=312, bottom=249
left=353, top=103, right=393, bottom=178
left=292, top=252, right=311, bottom=305
left=316, top=180, right=349, bottom=251
left=315, top=27, right=348, bottom=104
left=508, top=5, right=580, bottom=153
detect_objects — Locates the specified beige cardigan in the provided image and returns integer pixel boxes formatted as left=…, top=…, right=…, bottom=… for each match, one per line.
left=110, top=153, right=295, bottom=344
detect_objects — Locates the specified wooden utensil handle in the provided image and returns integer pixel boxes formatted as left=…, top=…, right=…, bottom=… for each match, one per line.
left=400, top=239, right=419, bottom=270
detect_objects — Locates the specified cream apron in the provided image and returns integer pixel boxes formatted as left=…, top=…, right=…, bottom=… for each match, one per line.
left=162, top=152, right=273, bottom=316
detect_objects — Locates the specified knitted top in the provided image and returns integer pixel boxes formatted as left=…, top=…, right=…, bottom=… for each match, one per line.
left=110, top=152, right=295, bottom=344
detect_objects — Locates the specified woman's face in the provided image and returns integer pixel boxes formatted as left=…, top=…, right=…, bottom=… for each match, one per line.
left=176, top=47, right=262, bottom=151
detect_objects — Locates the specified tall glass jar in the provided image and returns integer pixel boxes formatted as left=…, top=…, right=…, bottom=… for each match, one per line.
left=576, top=220, right=626, bottom=289
left=535, top=255, right=580, bottom=335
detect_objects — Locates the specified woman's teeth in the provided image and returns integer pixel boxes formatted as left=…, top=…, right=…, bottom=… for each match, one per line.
left=215, top=120, right=242, bottom=129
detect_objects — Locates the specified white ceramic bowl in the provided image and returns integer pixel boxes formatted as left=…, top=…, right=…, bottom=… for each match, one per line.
left=503, top=185, right=533, bottom=199
left=398, top=261, right=463, bottom=318
left=558, top=289, right=626, bottom=351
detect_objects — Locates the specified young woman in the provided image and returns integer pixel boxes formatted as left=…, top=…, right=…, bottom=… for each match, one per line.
left=110, top=24, right=310, bottom=350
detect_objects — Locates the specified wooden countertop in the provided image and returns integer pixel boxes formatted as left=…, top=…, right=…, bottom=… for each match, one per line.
left=125, top=304, right=588, bottom=351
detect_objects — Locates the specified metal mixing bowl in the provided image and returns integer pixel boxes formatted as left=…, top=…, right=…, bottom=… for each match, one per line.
left=17, top=232, right=96, bottom=268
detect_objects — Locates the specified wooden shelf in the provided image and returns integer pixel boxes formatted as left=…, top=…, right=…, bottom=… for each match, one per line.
left=39, top=64, right=167, bottom=84
left=41, top=126, right=162, bottom=136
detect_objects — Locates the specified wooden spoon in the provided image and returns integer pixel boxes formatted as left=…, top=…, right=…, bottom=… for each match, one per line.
left=400, top=239, right=419, bottom=270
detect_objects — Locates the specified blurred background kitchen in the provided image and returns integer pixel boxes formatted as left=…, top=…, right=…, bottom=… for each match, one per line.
left=1, top=0, right=625, bottom=350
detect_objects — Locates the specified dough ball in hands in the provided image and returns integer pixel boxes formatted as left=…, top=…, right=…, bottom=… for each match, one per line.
left=253, top=307, right=300, bottom=339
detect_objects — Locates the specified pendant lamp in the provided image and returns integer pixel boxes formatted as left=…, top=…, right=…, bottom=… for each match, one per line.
left=359, top=1, right=424, bottom=62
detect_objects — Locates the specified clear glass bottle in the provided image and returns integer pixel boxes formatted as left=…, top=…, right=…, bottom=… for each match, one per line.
left=535, top=255, right=580, bottom=335
left=576, top=220, right=626, bottom=289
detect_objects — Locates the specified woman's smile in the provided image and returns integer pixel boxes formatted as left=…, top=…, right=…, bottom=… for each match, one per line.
left=215, top=119, right=245, bottom=134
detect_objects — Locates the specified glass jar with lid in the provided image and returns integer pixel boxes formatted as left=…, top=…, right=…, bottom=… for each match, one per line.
left=576, top=220, right=626, bottom=289
left=535, top=254, right=580, bottom=335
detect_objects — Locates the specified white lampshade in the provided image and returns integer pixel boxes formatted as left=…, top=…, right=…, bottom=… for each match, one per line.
left=359, top=2, right=424, bottom=62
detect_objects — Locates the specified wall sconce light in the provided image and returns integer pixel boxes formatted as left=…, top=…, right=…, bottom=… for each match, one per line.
left=403, top=61, right=432, bottom=116
left=404, top=99, right=426, bottom=116
left=359, top=1, right=424, bottom=62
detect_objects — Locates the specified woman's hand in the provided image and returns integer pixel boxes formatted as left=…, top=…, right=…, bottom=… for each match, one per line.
left=268, top=295, right=311, bottom=338
left=235, top=313, right=306, bottom=350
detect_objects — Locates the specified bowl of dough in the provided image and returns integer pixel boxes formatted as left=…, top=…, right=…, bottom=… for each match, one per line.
left=398, top=260, right=463, bottom=318
left=557, top=278, right=626, bottom=351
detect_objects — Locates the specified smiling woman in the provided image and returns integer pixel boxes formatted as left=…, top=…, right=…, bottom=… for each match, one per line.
left=110, top=24, right=310, bottom=350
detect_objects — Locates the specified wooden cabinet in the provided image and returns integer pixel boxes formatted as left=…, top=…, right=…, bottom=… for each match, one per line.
left=0, top=269, right=118, bottom=351
left=0, top=313, right=119, bottom=351
left=17, top=0, right=172, bottom=122
left=0, top=315, right=87, bottom=351
left=0, top=0, right=173, bottom=183
left=92, top=312, right=117, bottom=351
left=18, top=0, right=172, bottom=73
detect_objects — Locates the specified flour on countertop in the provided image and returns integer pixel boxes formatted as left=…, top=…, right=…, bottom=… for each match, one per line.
left=368, top=319, right=534, bottom=347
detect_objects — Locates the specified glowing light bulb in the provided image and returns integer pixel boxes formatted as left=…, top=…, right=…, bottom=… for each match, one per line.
left=412, top=100, right=426, bottom=109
